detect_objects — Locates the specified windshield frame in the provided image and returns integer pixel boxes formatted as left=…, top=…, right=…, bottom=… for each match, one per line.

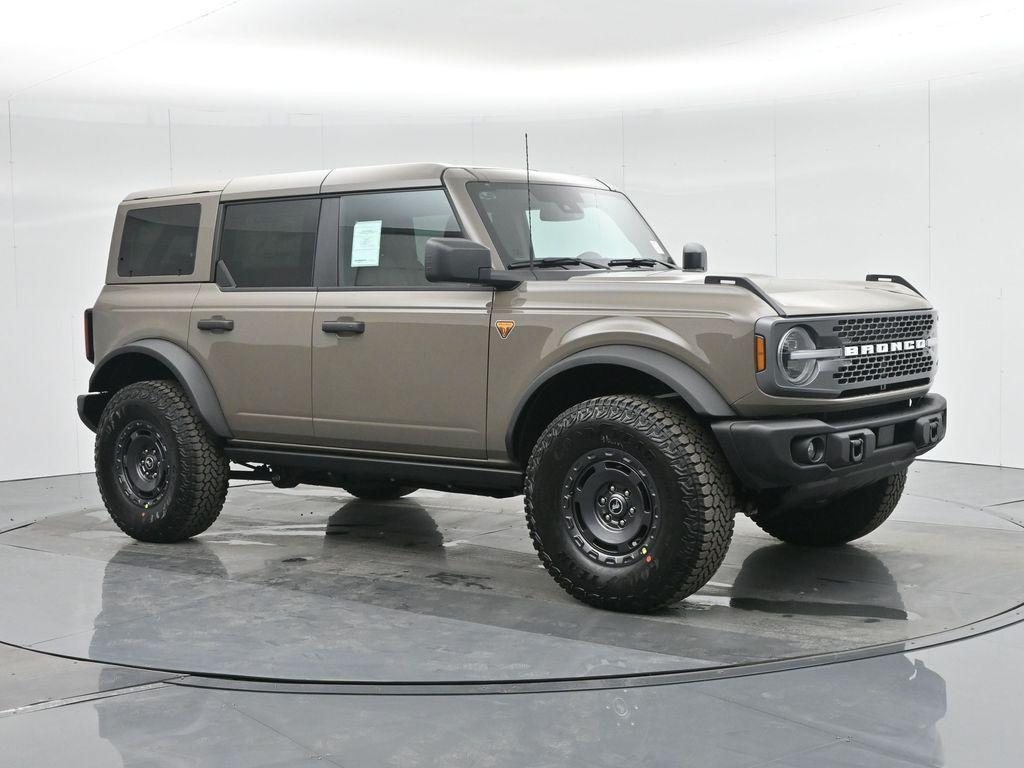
left=466, top=181, right=673, bottom=271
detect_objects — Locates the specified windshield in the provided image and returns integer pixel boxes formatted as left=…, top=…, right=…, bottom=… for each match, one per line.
left=467, top=182, right=672, bottom=268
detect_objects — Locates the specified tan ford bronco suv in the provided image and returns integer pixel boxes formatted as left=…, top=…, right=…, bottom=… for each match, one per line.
left=78, top=162, right=946, bottom=612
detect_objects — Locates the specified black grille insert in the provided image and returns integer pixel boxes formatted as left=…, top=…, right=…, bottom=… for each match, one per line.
left=835, top=348, right=933, bottom=386
left=833, top=313, right=934, bottom=345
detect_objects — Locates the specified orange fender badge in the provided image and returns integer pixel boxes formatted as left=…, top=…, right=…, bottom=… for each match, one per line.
left=495, top=320, right=516, bottom=339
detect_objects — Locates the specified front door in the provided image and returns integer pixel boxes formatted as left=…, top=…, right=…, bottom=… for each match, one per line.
left=311, top=189, right=491, bottom=459
left=189, top=197, right=321, bottom=442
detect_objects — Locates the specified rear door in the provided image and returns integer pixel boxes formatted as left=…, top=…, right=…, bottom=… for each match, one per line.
left=311, top=189, right=492, bottom=458
left=189, top=197, right=320, bottom=442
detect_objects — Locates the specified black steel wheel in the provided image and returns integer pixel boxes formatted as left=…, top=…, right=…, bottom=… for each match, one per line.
left=113, top=420, right=172, bottom=512
left=562, top=448, right=661, bottom=567
left=96, top=380, right=228, bottom=542
left=525, top=394, right=739, bottom=613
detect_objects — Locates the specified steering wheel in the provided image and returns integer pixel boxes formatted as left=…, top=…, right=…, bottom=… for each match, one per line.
left=576, top=251, right=603, bottom=260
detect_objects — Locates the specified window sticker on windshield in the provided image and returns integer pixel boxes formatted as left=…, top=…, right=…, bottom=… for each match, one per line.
left=650, top=240, right=666, bottom=255
left=351, top=220, right=382, bottom=267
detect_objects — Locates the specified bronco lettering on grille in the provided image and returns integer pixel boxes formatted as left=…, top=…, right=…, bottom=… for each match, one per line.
left=843, top=339, right=928, bottom=358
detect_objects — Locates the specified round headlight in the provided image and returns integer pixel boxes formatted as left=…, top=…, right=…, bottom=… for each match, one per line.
left=778, top=327, right=817, bottom=385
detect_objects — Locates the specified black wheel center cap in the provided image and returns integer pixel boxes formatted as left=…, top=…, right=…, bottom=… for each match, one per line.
left=607, top=495, right=626, bottom=516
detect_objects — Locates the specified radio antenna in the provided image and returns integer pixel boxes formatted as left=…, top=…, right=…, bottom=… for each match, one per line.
left=525, top=132, right=535, bottom=267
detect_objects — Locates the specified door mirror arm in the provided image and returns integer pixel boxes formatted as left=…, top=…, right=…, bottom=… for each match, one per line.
left=215, top=260, right=237, bottom=289
left=478, top=267, right=521, bottom=290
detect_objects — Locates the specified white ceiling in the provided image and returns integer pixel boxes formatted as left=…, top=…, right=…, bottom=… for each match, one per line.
left=3, top=0, right=1024, bottom=114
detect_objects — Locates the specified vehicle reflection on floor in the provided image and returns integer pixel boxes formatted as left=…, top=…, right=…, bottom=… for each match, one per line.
left=730, top=543, right=912, bottom=621
left=3, top=459, right=1021, bottom=766
left=50, top=477, right=1018, bottom=687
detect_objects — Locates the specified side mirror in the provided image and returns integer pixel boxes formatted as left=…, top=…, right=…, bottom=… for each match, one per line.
left=425, top=238, right=520, bottom=289
left=682, top=243, right=707, bottom=272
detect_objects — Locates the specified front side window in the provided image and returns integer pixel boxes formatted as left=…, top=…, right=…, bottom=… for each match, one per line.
left=118, top=203, right=200, bottom=277
left=218, top=198, right=320, bottom=288
left=468, top=182, right=671, bottom=268
left=338, top=189, right=461, bottom=288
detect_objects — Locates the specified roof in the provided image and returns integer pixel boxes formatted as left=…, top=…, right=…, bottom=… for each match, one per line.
left=122, top=162, right=610, bottom=202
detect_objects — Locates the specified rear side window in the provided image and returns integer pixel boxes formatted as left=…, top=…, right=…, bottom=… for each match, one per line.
left=218, top=198, right=320, bottom=288
left=118, top=204, right=200, bottom=277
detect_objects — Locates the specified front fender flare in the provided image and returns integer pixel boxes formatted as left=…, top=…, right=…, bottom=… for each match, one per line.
left=505, top=344, right=734, bottom=457
left=87, top=339, right=232, bottom=438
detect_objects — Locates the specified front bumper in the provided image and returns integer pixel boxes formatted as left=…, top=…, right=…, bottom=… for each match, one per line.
left=712, top=393, right=946, bottom=498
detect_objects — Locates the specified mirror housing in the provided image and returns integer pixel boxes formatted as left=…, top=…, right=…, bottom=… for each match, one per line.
left=682, top=242, right=707, bottom=272
left=425, top=238, right=520, bottom=289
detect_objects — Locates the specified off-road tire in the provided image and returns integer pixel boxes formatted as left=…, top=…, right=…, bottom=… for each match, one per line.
left=752, top=470, right=907, bottom=546
left=95, top=380, right=228, bottom=542
left=525, top=395, right=738, bottom=613
left=341, top=481, right=418, bottom=501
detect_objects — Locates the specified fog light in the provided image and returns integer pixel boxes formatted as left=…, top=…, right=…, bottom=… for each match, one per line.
left=793, top=436, right=826, bottom=465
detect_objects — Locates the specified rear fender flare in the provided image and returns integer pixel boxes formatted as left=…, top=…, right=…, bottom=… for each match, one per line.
left=88, top=339, right=231, bottom=438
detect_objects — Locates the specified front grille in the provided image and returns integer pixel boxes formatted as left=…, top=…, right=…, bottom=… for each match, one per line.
left=834, top=348, right=933, bottom=386
left=833, top=313, right=934, bottom=345
left=830, top=311, right=937, bottom=390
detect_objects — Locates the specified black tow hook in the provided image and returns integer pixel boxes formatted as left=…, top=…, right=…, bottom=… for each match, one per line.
left=914, top=413, right=945, bottom=447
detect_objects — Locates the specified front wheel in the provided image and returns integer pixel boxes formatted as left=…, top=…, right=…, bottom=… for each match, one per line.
left=525, top=395, right=738, bottom=613
left=95, top=380, right=228, bottom=542
left=751, top=470, right=907, bottom=546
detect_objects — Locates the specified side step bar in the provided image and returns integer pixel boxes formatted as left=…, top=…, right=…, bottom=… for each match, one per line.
left=224, top=443, right=524, bottom=498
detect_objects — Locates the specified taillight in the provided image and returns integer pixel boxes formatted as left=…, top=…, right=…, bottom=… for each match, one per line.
left=84, top=309, right=94, bottom=363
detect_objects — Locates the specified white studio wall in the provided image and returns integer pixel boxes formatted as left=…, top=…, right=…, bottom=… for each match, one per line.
left=1, top=66, right=1022, bottom=481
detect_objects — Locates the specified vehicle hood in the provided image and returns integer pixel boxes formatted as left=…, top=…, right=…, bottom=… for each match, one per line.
left=567, top=270, right=932, bottom=316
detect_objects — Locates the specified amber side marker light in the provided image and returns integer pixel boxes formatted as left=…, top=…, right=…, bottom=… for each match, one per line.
left=755, top=335, right=766, bottom=372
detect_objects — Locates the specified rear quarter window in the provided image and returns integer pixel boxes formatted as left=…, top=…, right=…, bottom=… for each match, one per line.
left=217, top=198, right=320, bottom=288
left=117, top=204, right=201, bottom=277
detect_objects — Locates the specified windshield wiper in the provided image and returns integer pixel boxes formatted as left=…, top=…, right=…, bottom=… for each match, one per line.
left=507, top=257, right=610, bottom=270
left=606, top=257, right=676, bottom=269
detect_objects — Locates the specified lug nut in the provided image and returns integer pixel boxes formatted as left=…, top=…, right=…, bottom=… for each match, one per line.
left=599, top=497, right=606, bottom=505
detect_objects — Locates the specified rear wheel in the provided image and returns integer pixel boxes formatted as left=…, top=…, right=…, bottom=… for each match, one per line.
left=525, top=395, right=738, bottom=613
left=95, top=380, right=228, bottom=542
left=341, top=480, right=418, bottom=501
left=752, top=470, right=907, bottom=546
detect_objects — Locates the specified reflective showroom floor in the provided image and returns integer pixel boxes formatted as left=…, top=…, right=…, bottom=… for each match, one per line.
left=1, top=460, right=1022, bottom=766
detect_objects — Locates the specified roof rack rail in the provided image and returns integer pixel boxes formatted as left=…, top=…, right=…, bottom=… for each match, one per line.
left=865, top=274, right=925, bottom=298
left=704, top=275, right=787, bottom=317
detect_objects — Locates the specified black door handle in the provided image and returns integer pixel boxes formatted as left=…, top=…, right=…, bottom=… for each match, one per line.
left=322, top=320, right=365, bottom=335
left=197, top=318, right=234, bottom=332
